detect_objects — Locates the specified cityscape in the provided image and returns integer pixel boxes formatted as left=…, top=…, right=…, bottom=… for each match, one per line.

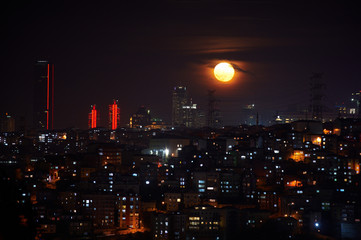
left=1, top=1, right=361, bottom=240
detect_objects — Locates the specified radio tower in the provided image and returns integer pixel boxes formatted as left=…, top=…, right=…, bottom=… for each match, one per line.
left=309, top=73, right=325, bottom=121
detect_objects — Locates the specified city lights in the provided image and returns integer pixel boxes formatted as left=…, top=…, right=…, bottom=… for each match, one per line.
left=1, top=2, right=361, bottom=239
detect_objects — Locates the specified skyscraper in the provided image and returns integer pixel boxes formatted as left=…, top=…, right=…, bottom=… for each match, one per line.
left=0, top=113, right=15, bottom=132
left=172, top=86, right=188, bottom=126
left=309, top=73, right=325, bottom=120
left=109, top=100, right=120, bottom=130
left=207, top=90, right=221, bottom=128
left=88, top=104, right=98, bottom=129
left=129, top=106, right=151, bottom=129
left=33, top=60, right=54, bottom=130
left=350, top=91, right=361, bottom=117
left=241, top=104, right=256, bottom=125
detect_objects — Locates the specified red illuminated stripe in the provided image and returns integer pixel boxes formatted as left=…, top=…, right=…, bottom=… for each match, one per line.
left=115, top=102, right=117, bottom=129
left=113, top=102, right=116, bottom=129
left=111, top=100, right=118, bottom=130
left=94, top=109, right=97, bottom=128
left=51, top=64, right=54, bottom=129
left=109, top=100, right=119, bottom=130
left=47, top=64, right=50, bottom=130
left=91, top=105, right=97, bottom=128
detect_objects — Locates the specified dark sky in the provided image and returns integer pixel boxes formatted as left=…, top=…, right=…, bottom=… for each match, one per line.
left=1, top=1, right=361, bottom=128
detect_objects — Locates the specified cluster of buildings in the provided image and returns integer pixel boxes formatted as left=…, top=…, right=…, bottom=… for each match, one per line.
left=275, top=89, right=361, bottom=125
left=1, top=117, right=361, bottom=239
left=87, top=86, right=207, bottom=131
left=0, top=61, right=361, bottom=240
left=88, top=86, right=204, bottom=131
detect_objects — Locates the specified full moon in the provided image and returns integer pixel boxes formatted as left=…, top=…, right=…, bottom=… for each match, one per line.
left=214, top=62, right=235, bottom=82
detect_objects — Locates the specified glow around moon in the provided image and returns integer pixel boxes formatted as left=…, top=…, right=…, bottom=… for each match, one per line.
left=214, top=62, right=235, bottom=82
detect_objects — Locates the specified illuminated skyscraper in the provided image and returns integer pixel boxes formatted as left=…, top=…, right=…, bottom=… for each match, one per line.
left=172, top=86, right=188, bottom=126
left=207, top=90, right=221, bottom=128
left=33, top=60, right=54, bottom=130
left=88, top=104, right=98, bottom=129
left=350, top=91, right=361, bottom=117
left=172, top=86, right=205, bottom=128
left=109, top=100, right=120, bottom=130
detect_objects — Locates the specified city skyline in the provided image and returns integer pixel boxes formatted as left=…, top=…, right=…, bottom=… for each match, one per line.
left=1, top=1, right=361, bottom=129
left=1, top=2, right=361, bottom=237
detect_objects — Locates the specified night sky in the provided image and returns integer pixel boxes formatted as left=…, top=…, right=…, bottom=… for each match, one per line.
left=1, top=1, right=361, bottom=129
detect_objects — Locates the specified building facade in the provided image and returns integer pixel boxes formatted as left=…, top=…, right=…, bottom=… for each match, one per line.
left=109, top=100, right=120, bottom=130
left=172, top=86, right=205, bottom=128
left=129, top=106, right=151, bottom=129
left=88, top=104, right=98, bottom=129
left=172, top=86, right=188, bottom=126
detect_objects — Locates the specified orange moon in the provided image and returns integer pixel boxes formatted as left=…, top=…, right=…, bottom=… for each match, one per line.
left=214, top=62, right=235, bottom=82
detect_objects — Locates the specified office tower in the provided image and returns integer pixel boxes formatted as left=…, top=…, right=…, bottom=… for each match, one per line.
left=309, top=73, right=325, bottom=120
left=337, top=91, right=361, bottom=118
left=350, top=91, right=361, bottom=117
left=129, top=106, right=151, bottom=129
left=182, top=100, right=198, bottom=128
left=172, top=86, right=188, bottom=126
left=88, top=104, right=98, bottom=129
left=33, top=60, right=54, bottom=130
left=0, top=113, right=15, bottom=132
left=207, top=90, right=221, bottom=128
left=109, top=100, right=120, bottom=130
left=241, top=104, right=256, bottom=125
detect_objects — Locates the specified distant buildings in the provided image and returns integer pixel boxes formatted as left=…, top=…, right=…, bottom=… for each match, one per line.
left=309, top=73, right=325, bottom=120
left=171, top=86, right=205, bottom=128
left=0, top=113, right=15, bottom=132
left=4, top=61, right=361, bottom=239
left=337, top=91, right=361, bottom=118
left=241, top=104, right=257, bottom=125
left=350, top=91, right=361, bottom=117
left=207, top=90, right=222, bottom=128
left=1, top=117, right=361, bottom=239
left=172, top=86, right=188, bottom=126
left=33, top=60, right=54, bottom=130
left=129, top=106, right=151, bottom=129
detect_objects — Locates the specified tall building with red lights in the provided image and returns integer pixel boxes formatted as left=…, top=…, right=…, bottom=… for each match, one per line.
left=88, top=104, right=98, bottom=129
left=109, top=100, right=120, bottom=130
left=33, top=60, right=54, bottom=130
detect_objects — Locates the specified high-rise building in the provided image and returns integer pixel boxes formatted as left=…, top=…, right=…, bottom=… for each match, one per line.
left=88, top=104, right=98, bottom=129
left=0, top=113, right=15, bottom=132
left=109, top=100, right=120, bottom=130
left=129, top=106, right=151, bottom=129
left=241, top=104, right=256, bottom=125
left=309, top=73, right=325, bottom=120
left=172, top=86, right=205, bottom=128
left=350, top=91, right=361, bottom=117
left=335, top=91, right=361, bottom=119
left=33, top=60, right=54, bottom=130
left=207, top=90, right=221, bottom=128
left=172, top=86, right=188, bottom=126
left=182, top=103, right=197, bottom=127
